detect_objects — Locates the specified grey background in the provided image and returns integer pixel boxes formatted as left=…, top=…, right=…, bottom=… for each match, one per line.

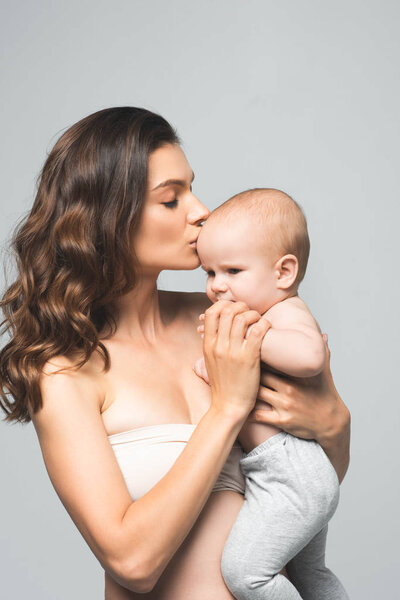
left=1, top=1, right=399, bottom=598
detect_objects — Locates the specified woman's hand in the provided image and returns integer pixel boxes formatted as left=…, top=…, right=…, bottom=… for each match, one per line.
left=199, top=300, right=272, bottom=422
left=247, top=335, right=351, bottom=483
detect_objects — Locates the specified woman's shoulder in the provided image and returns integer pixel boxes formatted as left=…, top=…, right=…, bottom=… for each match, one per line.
left=41, top=347, right=106, bottom=377
left=34, top=351, right=106, bottom=421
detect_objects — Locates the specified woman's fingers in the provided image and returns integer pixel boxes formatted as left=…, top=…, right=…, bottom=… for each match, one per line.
left=216, top=301, right=249, bottom=348
left=259, top=369, right=285, bottom=394
left=257, top=381, right=279, bottom=405
left=230, top=310, right=265, bottom=352
left=199, top=304, right=272, bottom=363
left=203, top=300, right=250, bottom=352
left=198, top=311, right=266, bottom=339
left=248, top=406, right=281, bottom=426
left=244, top=315, right=272, bottom=340
left=244, top=324, right=272, bottom=359
left=321, top=333, right=333, bottom=382
left=202, top=300, right=235, bottom=346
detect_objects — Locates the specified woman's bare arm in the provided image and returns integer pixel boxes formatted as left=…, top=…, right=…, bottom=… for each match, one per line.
left=32, top=362, right=245, bottom=593
left=32, top=302, right=269, bottom=593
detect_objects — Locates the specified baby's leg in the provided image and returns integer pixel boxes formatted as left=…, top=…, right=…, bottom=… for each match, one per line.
left=286, top=525, right=350, bottom=600
left=220, top=433, right=340, bottom=600
left=238, top=400, right=281, bottom=453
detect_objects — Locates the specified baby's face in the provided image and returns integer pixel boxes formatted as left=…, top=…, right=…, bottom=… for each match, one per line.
left=197, top=218, right=280, bottom=314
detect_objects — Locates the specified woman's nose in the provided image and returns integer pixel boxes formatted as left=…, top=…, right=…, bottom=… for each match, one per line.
left=188, top=195, right=210, bottom=224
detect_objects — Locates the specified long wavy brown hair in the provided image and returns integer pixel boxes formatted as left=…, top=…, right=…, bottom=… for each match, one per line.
left=0, top=106, right=180, bottom=424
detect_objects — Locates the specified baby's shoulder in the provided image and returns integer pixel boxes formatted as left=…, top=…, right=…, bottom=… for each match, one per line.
left=282, top=295, right=312, bottom=314
left=265, top=294, right=310, bottom=316
left=265, top=295, right=320, bottom=331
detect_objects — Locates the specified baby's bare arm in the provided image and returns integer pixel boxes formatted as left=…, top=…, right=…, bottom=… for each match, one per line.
left=260, top=297, right=326, bottom=377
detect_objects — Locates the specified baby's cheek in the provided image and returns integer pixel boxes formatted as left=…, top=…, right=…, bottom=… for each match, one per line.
left=205, top=282, right=216, bottom=302
left=245, top=284, right=274, bottom=314
left=235, top=284, right=259, bottom=310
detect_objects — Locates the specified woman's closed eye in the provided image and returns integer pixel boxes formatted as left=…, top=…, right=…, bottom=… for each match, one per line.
left=163, top=198, right=178, bottom=208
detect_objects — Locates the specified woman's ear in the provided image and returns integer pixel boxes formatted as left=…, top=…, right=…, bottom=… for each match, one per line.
left=274, top=254, right=298, bottom=290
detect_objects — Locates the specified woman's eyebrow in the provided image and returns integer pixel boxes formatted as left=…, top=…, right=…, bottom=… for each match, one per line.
left=152, top=171, right=195, bottom=191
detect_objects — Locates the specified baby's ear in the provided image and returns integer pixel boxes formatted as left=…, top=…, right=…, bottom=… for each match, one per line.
left=275, top=254, right=298, bottom=289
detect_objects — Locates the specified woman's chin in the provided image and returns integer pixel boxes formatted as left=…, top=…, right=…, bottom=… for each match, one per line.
left=169, top=256, right=201, bottom=271
left=183, top=257, right=201, bottom=270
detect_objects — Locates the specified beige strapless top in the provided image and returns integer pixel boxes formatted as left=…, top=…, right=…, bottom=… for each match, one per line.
left=108, top=423, right=246, bottom=501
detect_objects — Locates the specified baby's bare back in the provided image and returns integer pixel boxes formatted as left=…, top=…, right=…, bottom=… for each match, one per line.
left=239, top=295, right=326, bottom=452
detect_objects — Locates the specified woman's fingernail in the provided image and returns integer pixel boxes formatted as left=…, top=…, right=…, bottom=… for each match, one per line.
left=323, top=333, right=328, bottom=342
left=199, top=313, right=205, bottom=320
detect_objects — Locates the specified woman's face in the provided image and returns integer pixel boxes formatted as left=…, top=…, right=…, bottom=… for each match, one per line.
left=133, top=144, right=210, bottom=275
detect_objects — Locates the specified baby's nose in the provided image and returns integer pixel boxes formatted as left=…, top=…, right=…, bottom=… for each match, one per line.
left=211, top=277, right=228, bottom=293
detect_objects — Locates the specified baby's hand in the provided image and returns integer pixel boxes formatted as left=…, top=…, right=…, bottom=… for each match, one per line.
left=193, top=357, right=210, bottom=384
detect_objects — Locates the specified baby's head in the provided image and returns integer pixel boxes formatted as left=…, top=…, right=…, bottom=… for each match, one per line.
left=196, top=188, right=310, bottom=314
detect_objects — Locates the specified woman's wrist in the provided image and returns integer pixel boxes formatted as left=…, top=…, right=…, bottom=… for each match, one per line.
left=315, top=393, right=351, bottom=484
left=315, top=393, right=351, bottom=448
left=207, top=398, right=249, bottom=433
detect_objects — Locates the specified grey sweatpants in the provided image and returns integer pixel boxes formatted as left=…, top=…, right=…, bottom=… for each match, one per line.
left=221, top=432, right=349, bottom=599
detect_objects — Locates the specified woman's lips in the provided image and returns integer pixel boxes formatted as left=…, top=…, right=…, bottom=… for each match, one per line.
left=189, top=241, right=197, bottom=248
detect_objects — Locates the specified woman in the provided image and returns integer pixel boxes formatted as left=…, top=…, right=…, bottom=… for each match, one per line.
left=0, top=107, right=350, bottom=599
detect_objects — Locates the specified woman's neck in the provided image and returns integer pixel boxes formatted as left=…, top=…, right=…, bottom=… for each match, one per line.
left=112, top=274, right=166, bottom=344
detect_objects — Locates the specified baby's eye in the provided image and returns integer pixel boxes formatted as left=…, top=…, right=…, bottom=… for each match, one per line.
left=163, top=198, right=178, bottom=208
left=206, top=270, right=215, bottom=277
left=228, top=268, right=241, bottom=274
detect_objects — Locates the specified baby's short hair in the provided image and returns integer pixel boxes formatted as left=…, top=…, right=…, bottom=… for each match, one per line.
left=208, top=188, right=310, bottom=288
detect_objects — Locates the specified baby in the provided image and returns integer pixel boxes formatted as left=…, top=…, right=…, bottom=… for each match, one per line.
left=193, top=189, right=349, bottom=600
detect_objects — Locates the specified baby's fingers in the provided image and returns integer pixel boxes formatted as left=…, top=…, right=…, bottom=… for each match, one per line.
left=193, top=357, right=210, bottom=383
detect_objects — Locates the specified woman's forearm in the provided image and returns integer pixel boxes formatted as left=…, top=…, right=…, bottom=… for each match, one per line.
left=114, top=403, right=247, bottom=592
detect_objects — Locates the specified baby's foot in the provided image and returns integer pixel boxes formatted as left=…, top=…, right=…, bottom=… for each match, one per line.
left=193, top=357, right=210, bottom=384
